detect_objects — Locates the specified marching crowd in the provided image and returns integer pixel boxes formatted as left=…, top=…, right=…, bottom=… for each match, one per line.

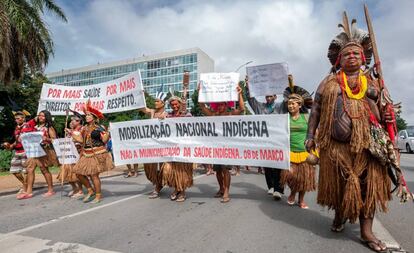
left=1, top=12, right=406, bottom=253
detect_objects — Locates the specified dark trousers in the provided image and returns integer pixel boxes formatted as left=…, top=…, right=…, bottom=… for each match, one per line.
left=264, top=167, right=284, bottom=194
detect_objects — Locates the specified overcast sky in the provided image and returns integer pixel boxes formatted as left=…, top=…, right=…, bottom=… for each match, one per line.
left=45, top=0, right=414, bottom=124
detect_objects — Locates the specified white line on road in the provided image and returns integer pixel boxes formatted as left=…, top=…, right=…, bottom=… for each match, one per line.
left=0, top=174, right=206, bottom=242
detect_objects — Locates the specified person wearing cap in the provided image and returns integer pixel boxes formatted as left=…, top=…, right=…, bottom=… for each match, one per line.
left=244, top=76, right=285, bottom=200
left=139, top=91, right=169, bottom=199
left=72, top=100, right=114, bottom=203
left=2, top=110, right=34, bottom=199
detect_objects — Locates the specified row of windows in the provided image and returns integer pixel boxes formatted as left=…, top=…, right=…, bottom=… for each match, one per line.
left=50, top=54, right=197, bottom=84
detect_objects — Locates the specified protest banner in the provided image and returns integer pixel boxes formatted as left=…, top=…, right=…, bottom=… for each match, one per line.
left=37, top=71, right=146, bottom=115
left=20, top=132, right=46, bottom=158
left=198, top=73, right=240, bottom=102
left=246, top=63, right=289, bottom=97
left=52, top=138, right=80, bottom=165
left=110, top=114, right=290, bottom=169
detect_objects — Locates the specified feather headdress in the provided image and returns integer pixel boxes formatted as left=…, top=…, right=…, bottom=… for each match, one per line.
left=327, top=12, right=372, bottom=71
left=82, top=100, right=104, bottom=119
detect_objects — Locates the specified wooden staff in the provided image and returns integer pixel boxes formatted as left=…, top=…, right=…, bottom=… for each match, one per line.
left=180, top=70, right=190, bottom=115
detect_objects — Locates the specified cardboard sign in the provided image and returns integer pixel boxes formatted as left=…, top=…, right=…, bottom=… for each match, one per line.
left=52, top=138, right=80, bottom=165
left=246, top=63, right=289, bottom=97
left=198, top=73, right=240, bottom=102
left=20, top=132, right=46, bottom=158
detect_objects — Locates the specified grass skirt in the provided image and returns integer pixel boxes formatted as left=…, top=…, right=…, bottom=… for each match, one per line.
left=57, top=164, right=79, bottom=183
left=162, top=162, right=193, bottom=191
left=72, top=152, right=114, bottom=176
left=144, top=163, right=161, bottom=186
left=25, top=148, right=59, bottom=171
left=281, top=162, right=316, bottom=193
left=317, top=142, right=391, bottom=223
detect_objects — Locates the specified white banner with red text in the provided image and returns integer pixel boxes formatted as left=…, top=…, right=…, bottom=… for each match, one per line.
left=37, top=71, right=146, bottom=115
left=110, top=114, right=290, bottom=169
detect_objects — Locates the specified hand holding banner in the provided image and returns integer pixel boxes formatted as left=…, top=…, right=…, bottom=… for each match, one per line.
left=246, top=63, right=289, bottom=97
left=20, top=132, right=46, bottom=158
left=198, top=73, right=240, bottom=102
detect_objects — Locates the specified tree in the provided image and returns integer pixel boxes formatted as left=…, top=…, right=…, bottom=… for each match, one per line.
left=0, top=0, right=67, bottom=85
left=396, top=114, right=407, bottom=132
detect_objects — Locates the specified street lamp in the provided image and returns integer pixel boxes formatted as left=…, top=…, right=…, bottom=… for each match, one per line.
left=234, top=61, right=253, bottom=72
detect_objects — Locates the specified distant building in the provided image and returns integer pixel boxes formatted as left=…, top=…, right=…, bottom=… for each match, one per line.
left=47, top=48, right=214, bottom=106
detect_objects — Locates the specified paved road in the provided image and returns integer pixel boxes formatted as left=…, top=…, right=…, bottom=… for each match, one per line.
left=0, top=160, right=412, bottom=252
left=377, top=153, right=414, bottom=252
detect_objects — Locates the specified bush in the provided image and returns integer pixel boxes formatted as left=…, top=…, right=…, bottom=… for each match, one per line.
left=0, top=149, right=12, bottom=171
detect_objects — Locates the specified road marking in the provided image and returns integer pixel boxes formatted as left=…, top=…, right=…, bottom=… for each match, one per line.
left=0, top=174, right=206, bottom=242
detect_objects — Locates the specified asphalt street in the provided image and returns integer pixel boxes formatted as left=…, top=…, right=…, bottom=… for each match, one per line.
left=0, top=156, right=413, bottom=253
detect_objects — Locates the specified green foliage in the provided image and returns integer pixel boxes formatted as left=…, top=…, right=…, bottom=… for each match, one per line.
left=396, top=114, right=407, bottom=132
left=0, top=0, right=67, bottom=85
left=0, top=150, right=12, bottom=171
left=190, top=88, right=202, bottom=116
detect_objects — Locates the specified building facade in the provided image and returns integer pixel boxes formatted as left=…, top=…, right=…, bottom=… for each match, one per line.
left=47, top=48, right=214, bottom=105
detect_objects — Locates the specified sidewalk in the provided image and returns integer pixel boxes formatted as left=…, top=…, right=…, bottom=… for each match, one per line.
left=0, top=165, right=129, bottom=196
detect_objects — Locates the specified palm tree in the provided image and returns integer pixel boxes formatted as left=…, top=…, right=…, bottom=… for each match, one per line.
left=0, top=0, right=67, bottom=85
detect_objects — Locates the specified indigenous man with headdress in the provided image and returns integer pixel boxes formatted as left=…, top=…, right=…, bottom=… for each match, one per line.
left=72, top=100, right=114, bottom=203
left=198, top=83, right=245, bottom=203
left=305, top=13, right=396, bottom=252
left=139, top=90, right=169, bottom=199
left=163, top=94, right=194, bottom=202
left=59, top=110, right=84, bottom=199
left=280, top=92, right=316, bottom=209
left=2, top=110, right=34, bottom=199
left=23, top=110, right=59, bottom=199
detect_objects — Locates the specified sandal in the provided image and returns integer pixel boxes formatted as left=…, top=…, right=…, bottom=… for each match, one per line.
left=360, top=239, right=387, bottom=252
left=83, top=192, right=96, bottom=203
left=18, top=193, right=33, bottom=200
left=42, top=191, right=56, bottom=197
left=176, top=194, right=186, bottom=202
left=170, top=192, right=178, bottom=201
left=287, top=199, right=295, bottom=206
left=214, top=191, right=224, bottom=198
left=71, top=192, right=84, bottom=199
left=148, top=191, right=160, bottom=199
left=220, top=197, right=230, bottom=203
left=90, top=194, right=102, bottom=204
left=298, top=202, right=309, bottom=209
left=331, top=218, right=347, bottom=232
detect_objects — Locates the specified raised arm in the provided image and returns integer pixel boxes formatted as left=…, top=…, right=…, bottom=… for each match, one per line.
left=245, top=76, right=265, bottom=114
left=231, top=85, right=245, bottom=115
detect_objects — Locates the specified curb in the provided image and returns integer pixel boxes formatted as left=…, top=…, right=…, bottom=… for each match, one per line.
left=0, top=172, right=125, bottom=198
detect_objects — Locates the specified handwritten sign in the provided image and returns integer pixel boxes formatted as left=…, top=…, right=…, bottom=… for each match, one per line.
left=38, top=71, right=146, bottom=115
left=110, top=114, right=290, bottom=169
left=52, top=138, right=80, bottom=165
left=20, top=132, right=46, bottom=158
left=198, top=73, right=240, bottom=102
left=246, top=63, right=289, bottom=97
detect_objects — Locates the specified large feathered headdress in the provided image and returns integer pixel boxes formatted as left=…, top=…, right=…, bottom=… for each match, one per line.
left=281, top=75, right=313, bottom=114
left=82, top=100, right=104, bottom=119
left=327, top=12, right=372, bottom=71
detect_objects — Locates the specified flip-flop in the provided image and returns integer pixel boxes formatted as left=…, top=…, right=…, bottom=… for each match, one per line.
left=148, top=191, right=160, bottom=199
left=170, top=192, right=178, bottom=201
left=82, top=193, right=96, bottom=203
left=214, top=191, right=224, bottom=198
left=298, top=203, right=309, bottom=209
left=287, top=199, right=295, bottom=206
left=176, top=195, right=186, bottom=202
left=42, top=191, right=56, bottom=197
left=330, top=218, right=347, bottom=232
left=220, top=197, right=230, bottom=203
left=18, top=193, right=33, bottom=200
left=360, top=238, right=387, bottom=252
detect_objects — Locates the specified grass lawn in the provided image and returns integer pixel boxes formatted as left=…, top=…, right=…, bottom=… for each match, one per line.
left=0, top=166, right=60, bottom=176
